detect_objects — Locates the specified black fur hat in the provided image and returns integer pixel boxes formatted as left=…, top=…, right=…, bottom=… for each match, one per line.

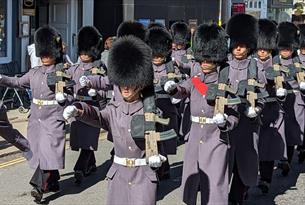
left=147, top=22, right=166, bottom=30
left=78, top=26, right=103, bottom=60
left=257, top=19, right=277, bottom=50
left=108, top=36, right=153, bottom=88
left=277, top=22, right=299, bottom=51
left=170, top=22, right=190, bottom=45
left=34, top=26, right=63, bottom=60
left=226, top=13, right=258, bottom=52
left=145, top=27, right=172, bottom=58
left=298, top=24, right=305, bottom=48
left=193, top=24, right=228, bottom=63
left=117, top=21, right=146, bottom=41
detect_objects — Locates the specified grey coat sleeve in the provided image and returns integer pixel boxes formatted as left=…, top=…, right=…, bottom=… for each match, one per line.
left=0, top=70, right=32, bottom=89
left=171, top=78, right=193, bottom=99
left=75, top=102, right=110, bottom=131
left=88, top=75, right=113, bottom=91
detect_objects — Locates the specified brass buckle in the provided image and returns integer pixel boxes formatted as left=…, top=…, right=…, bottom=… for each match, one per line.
left=198, top=117, right=206, bottom=124
left=125, top=159, right=135, bottom=167
left=37, top=100, right=44, bottom=106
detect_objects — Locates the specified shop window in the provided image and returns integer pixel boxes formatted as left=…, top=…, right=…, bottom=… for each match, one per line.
left=259, top=1, right=261, bottom=8
left=0, top=0, right=12, bottom=63
left=254, top=1, right=257, bottom=8
left=249, top=1, right=253, bottom=8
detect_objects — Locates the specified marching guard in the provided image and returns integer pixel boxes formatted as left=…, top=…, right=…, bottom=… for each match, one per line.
left=0, top=26, right=69, bottom=202
left=66, top=26, right=105, bottom=184
left=164, top=23, right=239, bottom=205
left=276, top=22, right=305, bottom=176
left=63, top=36, right=168, bottom=205
left=226, top=14, right=266, bottom=204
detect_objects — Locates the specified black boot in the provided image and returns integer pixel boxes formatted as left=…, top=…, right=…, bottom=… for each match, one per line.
left=31, top=187, right=43, bottom=203
left=278, top=161, right=291, bottom=176
left=258, top=180, right=270, bottom=194
left=298, top=150, right=305, bottom=164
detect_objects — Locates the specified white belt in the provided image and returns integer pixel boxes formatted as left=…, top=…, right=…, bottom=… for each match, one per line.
left=191, top=116, right=215, bottom=124
left=113, top=155, right=147, bottom=167
left=32, top=98, right=58, bottom=106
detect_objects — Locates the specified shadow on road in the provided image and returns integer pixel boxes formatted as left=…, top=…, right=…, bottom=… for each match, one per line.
left=40, top=159, right=112, bottom=204
left=246, top=154, right=305, bottom=205
left=157, top=161, right=183, bottom=201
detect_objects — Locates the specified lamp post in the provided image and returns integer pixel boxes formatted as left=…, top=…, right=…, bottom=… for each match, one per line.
left=218, top=0, right=222, bottom=26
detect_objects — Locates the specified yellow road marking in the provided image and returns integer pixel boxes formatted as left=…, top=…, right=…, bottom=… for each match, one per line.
left=0, top=133, right=107, bottom=169
left=0, top=157, right=26, bottom=169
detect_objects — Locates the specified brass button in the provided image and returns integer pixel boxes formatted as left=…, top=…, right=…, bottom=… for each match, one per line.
left=128, top=129, right=131, bottom=132
left=128, top=182, right=132, bottom=185
left=199, top=140, right=203, bottom=144
left=128, top=146, right=132, bottom=151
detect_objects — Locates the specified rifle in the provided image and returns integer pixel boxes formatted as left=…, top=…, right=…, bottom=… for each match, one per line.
left=47, top=63, right=75, bottom=93
left=83, top=60, right=107, bottom=77
left=130, top=86, right=177, bottom=160
left=292, top=57, right=305, bottom=85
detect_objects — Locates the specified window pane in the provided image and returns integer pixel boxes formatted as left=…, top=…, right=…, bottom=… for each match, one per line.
left=0, top=0, right=7, bottom=57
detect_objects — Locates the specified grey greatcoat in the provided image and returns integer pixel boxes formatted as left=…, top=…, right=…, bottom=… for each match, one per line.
left=76, top=100, right=158, bottom=205
left=227, top=55, right=264, bottom=186
left=173, top=69, right=239, bottom=205
left=257, top=57, right=287, bottom=161
left=0, top=65, right=67, bottom=170
left=280, top=58, right=305, bottom=146
left=153, top=63, right=180, bottom=154
left=66, top=62, right=102, bottom=151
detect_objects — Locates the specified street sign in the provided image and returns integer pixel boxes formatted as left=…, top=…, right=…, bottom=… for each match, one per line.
left=22, top=0, right=36, bottom=16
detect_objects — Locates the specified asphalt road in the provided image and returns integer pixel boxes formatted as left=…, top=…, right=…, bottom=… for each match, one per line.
left=1, top=136, right=305, bottom=205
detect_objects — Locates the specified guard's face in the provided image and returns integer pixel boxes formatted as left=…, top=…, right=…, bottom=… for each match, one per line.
left=257, top=49, right=271, bottom=61
left=41, top=56, right=56, bottom=66
left=200, top=60, right=217, bottom=74
left=300, top=48, right=305, bottom=55
left=232, top=44, right=249, bottom=60
left=175, top=43, right=186, bottom=50
left=120, top=86, right=141, bottom=102
left=79, top=53, right=93, bottom=63
left=152, top=56, right=166, bottom=66
left=279, top=49, right=293, bottom=59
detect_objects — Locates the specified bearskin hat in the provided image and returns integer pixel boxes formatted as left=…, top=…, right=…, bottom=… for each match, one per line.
left=193, top=24, right=228, bottom=63
left=170, top=22, right=190, bottom=45
left=147, top=22, right=166, bottom=30
left=298, top=24, right=305, bottom=48
left=77, top=26, right=103, bottom=60
left=34, top=26, right=63, bottom=60
left=277, top=22, right=299, bottom=50
left=117, top=21, right=146, bottom=41
left=145, top=27, right=172, bottom=58
left=257, top=19, right=277, bottom=50
left=226, top=13, right=258, bottom=52
left=108, top=36, right=153, bottom=88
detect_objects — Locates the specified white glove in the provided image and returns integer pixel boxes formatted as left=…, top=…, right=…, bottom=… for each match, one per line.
left=299, top=82, right=305, bottom=91
left=164, top=80, right=177, bottom=93
left=213, top=113, right=228, bottom=127
left=170, top=97, right=181, bottom=104
left=0, top=74, right=2, bottom=79
left=23, top=150, right=33, bottom=161
left=245, top=106, right=258, bottom=118
left=148, top=154, right=167, bottom=168
left=88, top=88, right=97, bottom=97
left=276, top=88, right=287, bottom=97
left=79, top=75, right=91, bottom=87
left=63, top=105, right=79, bottom=120
left=55, top=92, right=67, bottom=103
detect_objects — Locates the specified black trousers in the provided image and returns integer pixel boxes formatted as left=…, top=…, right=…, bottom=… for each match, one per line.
left=229, top=163, right=249, bottom=204
left=259, top=161, right=275, bottom=183
left=287, top=145, right=295, bottom=164
left=30, top=166, right=60, bottom=193
left=74, top=149, right=96, bottom=173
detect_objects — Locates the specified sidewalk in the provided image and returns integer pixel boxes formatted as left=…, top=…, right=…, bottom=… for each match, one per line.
left=0, top=109, right=107, bottom=158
